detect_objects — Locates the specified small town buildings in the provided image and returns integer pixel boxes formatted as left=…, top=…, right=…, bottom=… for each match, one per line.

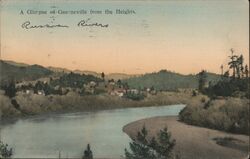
left=37, top=90, right=45, bottom=95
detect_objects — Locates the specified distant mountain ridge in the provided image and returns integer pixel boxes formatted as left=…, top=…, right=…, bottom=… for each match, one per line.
left=1, top=60, right=221, bottom=90
left=123, top=70, right=221, bottom=90
left=47, top=66, right=137, bottom=80
left=0, top=60, right=137, bottom=85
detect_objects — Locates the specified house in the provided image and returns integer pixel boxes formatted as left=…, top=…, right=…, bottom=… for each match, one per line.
left=89, top=81, right=97, bottom=88
left=37, top=90, right=45, bottom=95
left=25, top=89, right=34, bottom=94
left=146, top=88, right=151, bottom=92
left=127, top=89, right=139, bottom=94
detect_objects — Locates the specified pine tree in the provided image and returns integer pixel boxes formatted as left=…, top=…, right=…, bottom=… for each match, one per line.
left=125, top=126, right=176, bottom=159
left=82, top=144, right=93, bottom=159
left=101, top=72, right=105, bottom=81
left=0, top=141, right=13, bottom=158
left=3, top=80, right=16, bottom=98
left=244, top=65, right=249, bottom=78
left=125, top=125, right=157, bottom=159
left=198, top=70, right=207, bottom=93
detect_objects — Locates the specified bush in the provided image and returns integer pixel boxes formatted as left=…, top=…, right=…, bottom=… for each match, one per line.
left=2, top=81, right=16, bottom=98
left=179, top=98, right=249, bottom=135
left=82, top=144, right=93, bottom=159
left=0, top=141, right=13, bottom=158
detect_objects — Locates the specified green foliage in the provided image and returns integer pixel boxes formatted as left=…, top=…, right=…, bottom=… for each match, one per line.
left=2, top=81, right=16, bottom=98
left=205, top=76, right=249, bottom=98
left=82, top=144, right=93, bottom=159
left=124, top=92, right=145, bottom=101
left=33, top=81, right=62, bottom=95
left=125, top=125, right=176, bottom=159
left=204, top=51, right=249, bottom=99
left=192, top=90, right=197, bottom=97
left=101, top=72, right=105, bottom=81
left=0, top=141, right=13, bottom=158
left=51, top=72, right=102, bottom=88
left=123, top=70, right=220, bottom=91
left=179, top=98, right=249, bottom=135
left=198, top=70, right=207, bottom=93
left=0, top=60, right=52, bottom=86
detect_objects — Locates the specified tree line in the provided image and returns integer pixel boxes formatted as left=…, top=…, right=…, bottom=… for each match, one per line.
left=198, top=49, right=249, bottom=98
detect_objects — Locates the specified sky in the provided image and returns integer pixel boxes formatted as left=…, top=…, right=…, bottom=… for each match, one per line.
left=1, top=0, right=249, bottom=75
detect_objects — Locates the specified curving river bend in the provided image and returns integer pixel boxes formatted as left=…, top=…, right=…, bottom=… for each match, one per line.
left=0, top=104, right=185, bottom=158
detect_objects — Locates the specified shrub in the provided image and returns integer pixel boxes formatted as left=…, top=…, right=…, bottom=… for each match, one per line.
left=0, top=141, right=13, bottom=158
left=2, top=81, right=16, bottom=98
left=82, top=144, right=93, bottom=159
left=179, top=98, right=249, bottom=135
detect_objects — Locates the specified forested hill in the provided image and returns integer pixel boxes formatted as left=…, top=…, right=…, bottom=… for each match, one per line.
left=0, top=60, right=53, bottom=85
left=123, top=70, right=220, bottom=91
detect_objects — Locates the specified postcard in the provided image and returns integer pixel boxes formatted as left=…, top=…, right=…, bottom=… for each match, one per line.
left=0, top=0, right=249, bottom=159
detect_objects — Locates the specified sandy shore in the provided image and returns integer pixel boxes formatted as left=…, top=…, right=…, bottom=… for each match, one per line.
left=123, top=116, right=249, bottom=159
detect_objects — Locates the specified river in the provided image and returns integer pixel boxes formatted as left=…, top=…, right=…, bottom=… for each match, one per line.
left=0, top=104, right=185, bottom=158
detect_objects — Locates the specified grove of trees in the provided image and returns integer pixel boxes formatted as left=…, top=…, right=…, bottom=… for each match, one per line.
left=199, top=49, right=249, bottom=98
left=125, top=125, right=177, bottom=159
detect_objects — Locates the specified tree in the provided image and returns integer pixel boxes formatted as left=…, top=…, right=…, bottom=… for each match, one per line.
left=228, top=48, right=238, bottom=78
left=3, top=80, right=16, bottom=98
left=244, top=65, right=249, bottom=78
left=223, top=71, right=230, bottom=78
left=236, top=55, right=244, bottom=79
left=123, top=82, right=129, bottom=92
left=34, top=81, right=43, bottom=94
left=101, top=72, right=105, bottom=81
left=125, top=125, right=157, bottom=159
left=82, top=144, right=93, bottom=159
left=152, top=128, right=176, bottom=159
left=117, top=79, right=122, bottom=88
left=220, top=65, right=224, bottom=76
left=125, top=126, right=176, bottom=159
left=0, top=141, right=13, bottom=158
left=198, top=70, right=207, bottom=93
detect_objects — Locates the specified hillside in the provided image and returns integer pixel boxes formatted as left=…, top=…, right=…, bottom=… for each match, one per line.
left=106, top=73, right=137, bottom=80
left=0, top=60, right=53, bottom=85
left=48, top=66, right=136, bottom=80
left=47, top=66, right=71, bottom=74
left=123, top=70, right=220, bottom=90
left=3, top=60, right=29, bottom=67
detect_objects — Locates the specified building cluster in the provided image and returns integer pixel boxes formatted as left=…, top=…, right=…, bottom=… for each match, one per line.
left=15, top=77, right=157, bottom=98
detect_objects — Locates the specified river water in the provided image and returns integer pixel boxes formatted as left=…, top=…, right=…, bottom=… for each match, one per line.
left=0, top=104, right=185, bottom=158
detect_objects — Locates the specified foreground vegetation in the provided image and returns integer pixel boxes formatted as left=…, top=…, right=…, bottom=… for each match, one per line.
left=123, top=70, right=220, bottom=91
left=180, top=50, right=249, bottom=135
left=125, top=126, right=178, bottom=159
left=179, top=97, right=249, bottom=135
left=0, top=141, right=13, bottom=159
left=123, top=116, right=249, bottom=159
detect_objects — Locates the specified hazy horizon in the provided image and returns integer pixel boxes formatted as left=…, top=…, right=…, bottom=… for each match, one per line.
left=0, top=58, right=224, bottom=76
left=1, top=0, right=249, bottom=75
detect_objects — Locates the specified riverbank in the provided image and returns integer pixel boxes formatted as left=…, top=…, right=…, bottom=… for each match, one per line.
left=123, top=116, right=249, bottom=159
left=0, top=90, right=207, bottom=120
